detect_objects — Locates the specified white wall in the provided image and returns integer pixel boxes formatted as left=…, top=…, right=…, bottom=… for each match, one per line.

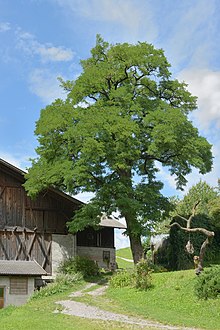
left=0, top=276, right=34, bottom=307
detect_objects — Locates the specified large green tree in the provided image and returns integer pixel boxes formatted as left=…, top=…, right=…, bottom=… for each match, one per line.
left=25, top=36, right=212, bottom=263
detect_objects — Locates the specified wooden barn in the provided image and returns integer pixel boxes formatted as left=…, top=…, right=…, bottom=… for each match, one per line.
left=0, top=159, right=126, bottom=277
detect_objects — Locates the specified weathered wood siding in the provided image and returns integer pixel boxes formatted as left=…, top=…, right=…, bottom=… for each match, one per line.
left=0, top=231, right=52, bottom=273
left=0, top=169, right=78, bottom=234
left=0, top=161, right=81, bottom=274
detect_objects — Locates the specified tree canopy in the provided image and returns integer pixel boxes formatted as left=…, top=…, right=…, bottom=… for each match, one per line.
left=25, top=36, right=213, bottom=263
left=174, top=181, right=218, bottom=218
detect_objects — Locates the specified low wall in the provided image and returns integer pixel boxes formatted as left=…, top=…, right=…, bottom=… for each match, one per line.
left=77, top=246, right=116, bottom=269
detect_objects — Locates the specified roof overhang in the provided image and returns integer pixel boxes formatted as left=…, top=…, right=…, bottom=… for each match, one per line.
left=99, top=214, right=126, bottom=229
left=0, top=260, right=47, bottom=276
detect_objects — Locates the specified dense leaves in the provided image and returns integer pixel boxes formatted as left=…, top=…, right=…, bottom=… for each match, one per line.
left=195, top=266, right=220, bottom=299
left=25, top=36, right=212, bottom=262
left=159, top=182, right=220, bottom=270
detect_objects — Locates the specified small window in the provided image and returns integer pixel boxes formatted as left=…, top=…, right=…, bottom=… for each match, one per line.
left=10, top=277, right=28, bottom=295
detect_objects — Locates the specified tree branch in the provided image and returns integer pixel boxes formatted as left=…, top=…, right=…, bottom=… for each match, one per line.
left=170, top=222, right=215, bottom=238
left=175, top=214, right=188, bottom=223
left=88, top=94, right=98, bottom=101
left=141, top=152, right=180, bottom=165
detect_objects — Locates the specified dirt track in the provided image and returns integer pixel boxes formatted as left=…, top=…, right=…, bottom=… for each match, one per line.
left=56, top=283, right=197, bottom=330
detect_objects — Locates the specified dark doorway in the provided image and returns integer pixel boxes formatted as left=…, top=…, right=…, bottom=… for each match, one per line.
left=0, top=287, right=4, bottom=308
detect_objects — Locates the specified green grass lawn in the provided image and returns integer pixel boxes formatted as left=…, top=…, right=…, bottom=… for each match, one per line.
left=1, top=269, right=220, bottom=329
left=116, top=247, right=132, bottom=260
left=106, top=269, right=220, bottom=329
left=116, top=247, right=134, bottom=269
left=0, top=281, right=140, bottom=330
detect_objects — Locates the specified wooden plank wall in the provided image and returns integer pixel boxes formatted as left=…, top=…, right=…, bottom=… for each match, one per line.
left=0, top=170, right=76, bottom=234
left=0, top=231, right=52, bottom=274
left=0, top=166, right=79, bottom=274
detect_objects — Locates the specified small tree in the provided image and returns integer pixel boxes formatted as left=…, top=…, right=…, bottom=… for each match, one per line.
left=24, top=36, right=212, bottom=264
left=169, top=182, right=218, bottom=274
left=170, top=201, right=214, bottom=274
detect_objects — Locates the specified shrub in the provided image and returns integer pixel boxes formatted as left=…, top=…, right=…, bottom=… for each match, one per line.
left=58, top=256, right=99, bottom=278
left=31, top=272, right=83, bottom=299
left=109, top=269, right=134, bottom=288
left=134, top=258, right=152, bottom=290
left=194, top=266, right=220, bottom=299
left=149, top=263, right=168, bottom=273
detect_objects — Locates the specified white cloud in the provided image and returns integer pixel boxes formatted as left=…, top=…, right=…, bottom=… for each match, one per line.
left=74, top=192, right=95, bottom=203
left=115, top=229, right=130, bottom=249
left=178, top=68, right=220, bottom=130
left=55, top=0, right=157, bottom=42
left=0, top=152, right=30, bottom=170
left=0, top=22, right=11, bottom=32
left=28, top=69, right=67, bottom=104
left=156, top=162, right=177, bottom=192
left=16, top=29, right=74, bottom=62
left=166, top=0, right=215, bottom=69
left=37, top=46, right=73, bottom=62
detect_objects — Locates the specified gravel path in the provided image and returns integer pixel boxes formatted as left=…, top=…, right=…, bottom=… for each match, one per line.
left=56, top=283, right=197, bottom=330
left=117, top=256, right=134, bottom=263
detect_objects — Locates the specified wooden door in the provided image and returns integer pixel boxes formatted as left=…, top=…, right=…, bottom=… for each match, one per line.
left=0, top=287, right=4, bottom=308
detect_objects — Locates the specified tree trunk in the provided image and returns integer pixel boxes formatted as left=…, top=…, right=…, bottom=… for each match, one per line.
left=117, top=170, right=144, bottom=264
left=129, top=233, right=143, bottom=264
left=123, top=212, right=143, bottom=264
left=194, top=237, right=210, bottom=275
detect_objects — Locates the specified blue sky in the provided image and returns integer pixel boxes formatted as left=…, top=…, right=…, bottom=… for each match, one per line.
left=1, top=0, right=220, bottom=248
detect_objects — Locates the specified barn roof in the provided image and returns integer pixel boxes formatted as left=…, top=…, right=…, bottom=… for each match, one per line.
left=0, top=260, right=47, bottom=276
left=100, top=214, right=126, bottom=229
left=0, top=158, right=82, bottom=206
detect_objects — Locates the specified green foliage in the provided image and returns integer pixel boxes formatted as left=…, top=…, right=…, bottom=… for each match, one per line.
left=25, top=36, right=212, bottom=260
left=174, top=181, right=218, bottom=218
left=134, top=258, right=152, bottom=290
left=31, top=272, right=83, bottom=299
left=110, top=259, right=152, bottom=290
left=195, top=266, right=220, bottom=299
left=162, top=181, right=220, bottom=271
left=109, top=269, right=134, bottom=288
left=168, top=214, right=220, bottom=270
left=208, top=196, right=220, bottom=228
left=58, top=256, right=99, bottom=278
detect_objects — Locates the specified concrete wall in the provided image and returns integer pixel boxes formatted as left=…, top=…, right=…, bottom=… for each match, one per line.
left=51, top=234, right=76, bottom=275
left=77, top=246, right=116, bottom=269
left=0, top=276, right=34, bottom=307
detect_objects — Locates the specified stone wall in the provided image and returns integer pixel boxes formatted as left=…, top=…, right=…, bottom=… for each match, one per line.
left=51, top=234, right=77, bottom=275
left=77, top=246, right=116, bottom=269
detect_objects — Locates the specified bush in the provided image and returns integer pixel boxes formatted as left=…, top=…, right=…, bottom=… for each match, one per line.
left=109, top=269, right=134, bottom=288
left=58, top=256, right=99, bottom=278
left=31, top=272, right=83, bottom=299
left=135, top=258, right=152, bottom=290
left=194, top=266, right=220, bottom=299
